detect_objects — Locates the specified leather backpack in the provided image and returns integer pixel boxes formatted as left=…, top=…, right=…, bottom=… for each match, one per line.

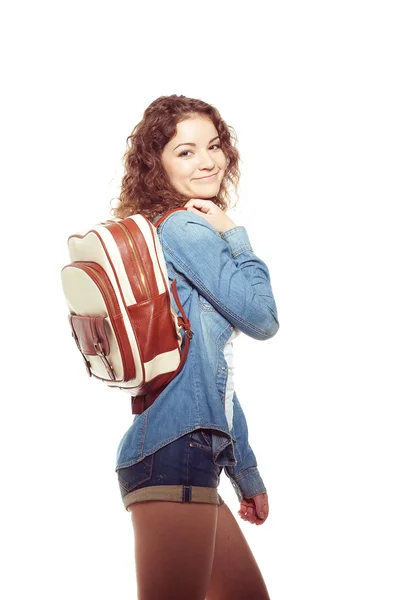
left=60, top=207, right=193, bottom=415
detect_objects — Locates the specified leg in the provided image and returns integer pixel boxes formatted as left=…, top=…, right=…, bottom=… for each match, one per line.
left=206, top=502, right=271, bottom=600
left=128, top=500, right=218, bottom=600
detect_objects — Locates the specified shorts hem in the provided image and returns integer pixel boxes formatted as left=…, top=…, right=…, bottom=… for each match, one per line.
left=122, top=484, right=224, bottom=510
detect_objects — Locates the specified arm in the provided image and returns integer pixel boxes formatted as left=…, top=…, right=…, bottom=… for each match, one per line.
left=224, top=391, right=267, bottom=502
left=159, top=210, right=279, bottom=341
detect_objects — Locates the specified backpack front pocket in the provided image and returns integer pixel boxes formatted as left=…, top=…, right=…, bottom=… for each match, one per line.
left=61, top=261, right=134, bottom=381
left=69, top=314, right=115, bottom=380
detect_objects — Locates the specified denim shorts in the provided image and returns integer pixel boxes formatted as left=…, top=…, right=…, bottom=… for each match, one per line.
left=117, top=429, right=225, bottom=511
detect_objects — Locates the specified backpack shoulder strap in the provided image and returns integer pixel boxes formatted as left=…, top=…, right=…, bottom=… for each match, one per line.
left=153, top=207, right=187, bottom=228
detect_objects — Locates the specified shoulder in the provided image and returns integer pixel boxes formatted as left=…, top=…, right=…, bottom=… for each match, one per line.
left=159, top=209, right=220, bottom=244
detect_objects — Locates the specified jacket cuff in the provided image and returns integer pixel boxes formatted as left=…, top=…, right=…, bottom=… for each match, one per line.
left=225, top=466, right=267, bottom=503
left=220, top=226, right=253, bottom=258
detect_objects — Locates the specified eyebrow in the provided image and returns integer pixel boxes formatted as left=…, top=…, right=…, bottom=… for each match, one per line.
left=173, top=135, right=220, bottom=151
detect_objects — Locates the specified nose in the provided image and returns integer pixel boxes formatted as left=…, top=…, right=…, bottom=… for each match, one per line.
left=197, top=148, right=215, bottom=171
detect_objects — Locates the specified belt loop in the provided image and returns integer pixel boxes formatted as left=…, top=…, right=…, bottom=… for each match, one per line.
left=182, top=485, right=192, bottom=503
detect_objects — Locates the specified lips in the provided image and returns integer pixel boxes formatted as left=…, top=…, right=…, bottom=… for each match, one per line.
left=193, top=172, right=218, bottom=180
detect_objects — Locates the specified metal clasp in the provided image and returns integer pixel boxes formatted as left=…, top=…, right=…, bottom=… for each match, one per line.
left=94, top=341, right=116, bottom=381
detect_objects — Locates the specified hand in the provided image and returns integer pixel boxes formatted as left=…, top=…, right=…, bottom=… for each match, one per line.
left=183, top=198, right=236, bottom=234
left=238, top=492, right=269, bottom=526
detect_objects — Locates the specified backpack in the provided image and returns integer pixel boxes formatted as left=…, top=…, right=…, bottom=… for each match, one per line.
left=60, top=207, right=193, bottom=415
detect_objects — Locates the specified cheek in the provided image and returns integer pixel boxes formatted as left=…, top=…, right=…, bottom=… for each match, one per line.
left=166, top=163, right=194, bottom=192
left=220, top=154, right=228, bottom=169
left=162, top=156, right=190, bottom=182
left=174, top=162, right=193, bottom=179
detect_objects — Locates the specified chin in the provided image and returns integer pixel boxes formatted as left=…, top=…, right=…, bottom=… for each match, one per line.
left=191, top=188, right=220, bottom=199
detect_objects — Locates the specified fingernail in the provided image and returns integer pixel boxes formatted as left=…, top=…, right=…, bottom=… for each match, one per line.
left=259, top=512, right=265, bottom=518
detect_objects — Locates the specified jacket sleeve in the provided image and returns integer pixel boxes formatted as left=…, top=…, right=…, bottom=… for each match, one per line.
left=159, top=210, right=279, bottom=341
left=224, top=391, right=267, bottom=502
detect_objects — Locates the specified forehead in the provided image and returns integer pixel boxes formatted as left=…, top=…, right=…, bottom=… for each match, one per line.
left=167, top=116, right=218, bottom=147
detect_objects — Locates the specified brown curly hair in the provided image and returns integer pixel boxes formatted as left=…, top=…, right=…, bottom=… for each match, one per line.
left=111, top=94, right=241, bottom=221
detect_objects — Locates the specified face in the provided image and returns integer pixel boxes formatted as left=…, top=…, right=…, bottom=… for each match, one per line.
left=161, top=115, right=227, bottom=199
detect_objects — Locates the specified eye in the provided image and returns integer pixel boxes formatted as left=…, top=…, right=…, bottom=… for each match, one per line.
left=178, top=144, right=221, bottom=158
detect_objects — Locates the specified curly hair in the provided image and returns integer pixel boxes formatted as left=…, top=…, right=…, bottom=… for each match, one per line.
left=111, top=94, right=241, bottom=221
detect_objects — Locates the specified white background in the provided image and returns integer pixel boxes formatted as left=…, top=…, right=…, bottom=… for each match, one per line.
left=1, top=1, right=399, bottom=598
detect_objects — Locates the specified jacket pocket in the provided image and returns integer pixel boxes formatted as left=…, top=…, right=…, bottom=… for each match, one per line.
left=117, top=454, right=154, bottom=493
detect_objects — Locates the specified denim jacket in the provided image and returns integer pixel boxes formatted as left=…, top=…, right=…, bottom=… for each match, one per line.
left=115, top=209, right=279, bottom=502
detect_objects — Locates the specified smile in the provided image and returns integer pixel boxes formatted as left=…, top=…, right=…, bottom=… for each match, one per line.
left=193, top=173, right=218, bottom=181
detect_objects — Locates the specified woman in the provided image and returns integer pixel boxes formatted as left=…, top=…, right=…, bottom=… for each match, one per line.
left=113, top=94, right=279, bottom=600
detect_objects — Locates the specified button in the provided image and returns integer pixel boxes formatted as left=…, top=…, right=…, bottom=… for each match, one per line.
left=189, top=442, right=194, bottom=447
left=220, top=366, right=225, bottom=370
left=230, top=326, right=234, bottom=330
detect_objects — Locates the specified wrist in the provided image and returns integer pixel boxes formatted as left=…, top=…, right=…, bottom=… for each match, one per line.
left=221, top=219, right=237, bottom=234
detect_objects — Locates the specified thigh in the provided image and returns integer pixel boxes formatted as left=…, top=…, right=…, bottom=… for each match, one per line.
left=206, top=502, right=271, bottom=600
left=128, top=500, right=218, bottom=600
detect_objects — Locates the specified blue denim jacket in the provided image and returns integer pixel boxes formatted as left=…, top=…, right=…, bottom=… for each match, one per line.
left=115, top=209, right=279, bottom=502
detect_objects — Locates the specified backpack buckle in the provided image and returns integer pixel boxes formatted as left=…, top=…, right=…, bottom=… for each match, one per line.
left=94, top=341, right=116, bottom=381
left=177, top=317, right=194, bottom=339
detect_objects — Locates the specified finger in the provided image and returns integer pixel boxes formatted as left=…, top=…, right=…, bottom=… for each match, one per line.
left=255, top=503, right=268, bottom=520
left=241, top=500, right=265, bottom=525
left=238, top=506, right=249, bottom=517
left=238, top=500, right=255, bottom=517
left=246, top=506, right=257, bottom=522
left=238, top=501, right=251, bottom=514
left=249, top=494, right=269, bottom=520
left=184, top=198, right=208, bottom=208
left=249, top=510, right=266, bottom=525
left=239, top=511, right=265, bottom=526
left=184, top=199, right=213, bottom=213
left=187, top=206, right=208, bottom=216
left=238, top=506, right=251, bottom=520
left=240, top=505, right=255, bottom=522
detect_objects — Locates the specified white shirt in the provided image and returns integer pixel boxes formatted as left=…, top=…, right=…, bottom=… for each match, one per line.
left=223, top=327, right=241, bottom=432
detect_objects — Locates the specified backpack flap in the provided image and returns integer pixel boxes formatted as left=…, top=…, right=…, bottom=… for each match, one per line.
left=68, top=314, right=115, bottom=381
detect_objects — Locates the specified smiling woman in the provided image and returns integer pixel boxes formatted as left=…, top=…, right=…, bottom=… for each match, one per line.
left=112, top=94, right=240, bottom=222
left=109, top=94, right=277, bottom=600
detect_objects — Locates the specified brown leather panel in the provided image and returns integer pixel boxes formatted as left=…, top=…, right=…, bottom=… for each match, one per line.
left=130, top=330, right=191, bottom=414
left=127, top=291, right=179, bottom=364
left=90, top=235, right=137, bottom=381
left=107, top=223, right=148, bottom=304
left=93, top=317, right=110, bottom=355
left=69, top=315, right=110, bottom=356
left=122, top=218, right=159, bottom=299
